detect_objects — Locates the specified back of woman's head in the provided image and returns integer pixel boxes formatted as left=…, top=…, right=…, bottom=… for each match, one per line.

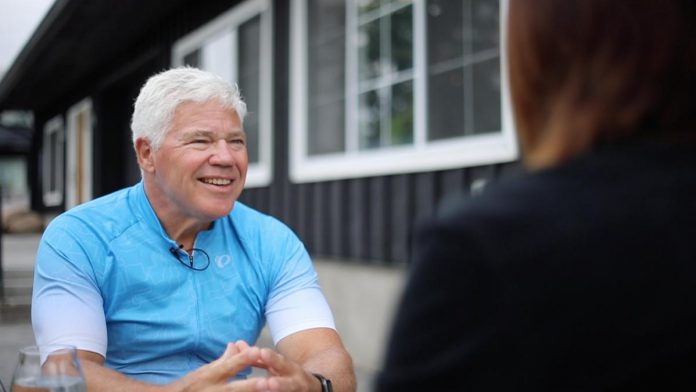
left=507, top=0, right=696, bottom=168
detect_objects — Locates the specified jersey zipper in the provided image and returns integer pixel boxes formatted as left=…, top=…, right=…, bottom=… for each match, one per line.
left=191, top=248, right=202, bottom=357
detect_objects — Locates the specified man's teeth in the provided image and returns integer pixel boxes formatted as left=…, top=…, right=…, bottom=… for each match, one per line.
left=203, top=178, right=231, bottom=185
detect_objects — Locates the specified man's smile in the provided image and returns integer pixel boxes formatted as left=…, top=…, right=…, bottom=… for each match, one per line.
left=200, top=177, right=233, bottom=186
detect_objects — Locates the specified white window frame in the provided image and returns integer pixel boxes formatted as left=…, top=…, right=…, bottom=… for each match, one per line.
left=66, top=98, right=94, bottom=209
left=290, top=0, right=518, bottom=183
left=42, top=115, right=65, bottom=207
left=172, top=0, right=274, bottom=188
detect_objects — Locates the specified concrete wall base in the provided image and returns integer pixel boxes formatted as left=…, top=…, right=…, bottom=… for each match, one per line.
left=314, top=260, right=407, bottom=385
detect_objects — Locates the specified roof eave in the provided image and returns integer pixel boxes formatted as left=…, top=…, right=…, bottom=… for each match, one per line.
left=0, top=0, right=74, bottom=111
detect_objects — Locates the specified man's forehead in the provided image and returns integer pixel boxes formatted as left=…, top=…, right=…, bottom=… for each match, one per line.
left=171, top=102, right=242, bottom=123
left=182, top=128, right=245, bottom=136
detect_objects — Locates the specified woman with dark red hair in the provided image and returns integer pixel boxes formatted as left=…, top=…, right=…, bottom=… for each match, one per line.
left=377, top=1, right=696, bottom=390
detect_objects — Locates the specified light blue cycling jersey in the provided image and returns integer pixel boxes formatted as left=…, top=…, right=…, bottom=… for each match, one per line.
left=32, top=181, right=334, bottom=384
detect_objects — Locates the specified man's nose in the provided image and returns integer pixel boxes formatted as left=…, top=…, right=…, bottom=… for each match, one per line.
left=209, top=140, right=235, bottom=165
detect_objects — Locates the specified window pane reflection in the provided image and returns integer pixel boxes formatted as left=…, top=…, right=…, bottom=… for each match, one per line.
left=390, top=80, right=413, bottom=145
left=359, top=90, right=381, bottom=149
left=390, top=5, right=412, bottom=73
left=308, top=0, right=346, bottom=155
left=428, top=67, right=464, bottom=140
left=357, top=0, right=380, bottom=15
left=183, top=49, right=201, bottom=68
left=358, top=19, right=381, bottom=81
left=427, top=0, right=500, bottom=140
left=472, top=57, right=501, bottom=134
left=238, top=15, right=261, bottom=163
left=309, top=100, right=346, bottom=155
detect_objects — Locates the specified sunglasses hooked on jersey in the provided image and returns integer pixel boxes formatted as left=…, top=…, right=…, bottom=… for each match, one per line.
left=168, top=244, right=211, bottom=271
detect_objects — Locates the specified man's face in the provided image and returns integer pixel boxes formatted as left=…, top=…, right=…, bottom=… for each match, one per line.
left=139, top=100, right=248, bottom=224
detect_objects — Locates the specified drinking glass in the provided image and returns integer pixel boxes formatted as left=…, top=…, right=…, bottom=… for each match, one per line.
left=10, top=345, right=86, bottom=392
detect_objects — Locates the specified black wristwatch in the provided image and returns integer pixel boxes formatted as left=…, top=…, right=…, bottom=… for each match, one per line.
left=312, top=373, right=333, bottom=392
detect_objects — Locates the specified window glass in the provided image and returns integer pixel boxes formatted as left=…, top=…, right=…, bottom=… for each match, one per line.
left=357, top=0, right=380, bottom=14
left=307, top=0, right=346, bottom=155
left=291, top=0, right=515, bottom=182
left=309, top=100, right=346, bottom=154
left=183, top=49, right=201, bottom=68
left=472, top=0, right=500, bottom=53
left=239, top=15, right=262, bottom=164
left=356, top=2, right=414, bottom=150
left=390, top=79, right=413, bottom=145
left=426, top=0, right=463, bottom=65
left=358, top=19, right=381, bottom=81
left=358, top=90, right=381, bottom=149
left=428, top=67, right=464, bottom=140
left=202, top=31, right=234, bottom=82
left=42, top=116, right=64, bottom=206
left=0, top=158, right=28, bottom=198
left=390, top=5, right=413, bottom=73
left=472, top=57, right=501, bottom=134
left=48, top=131, right=58, bottom=191
left=426, top=0, right=500, bottom=140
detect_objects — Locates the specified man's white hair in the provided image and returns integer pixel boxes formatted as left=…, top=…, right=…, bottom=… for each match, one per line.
left=131, top=67, right=247, bottom=150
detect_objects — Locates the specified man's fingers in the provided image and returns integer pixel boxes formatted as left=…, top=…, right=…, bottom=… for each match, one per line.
left=256, top=375, right=313, bottom=392
left=203, top=350, right=256, bottom=382
left=181, top=344, right=322, bottom=392
left=225, top=378, right=264, bottom=392
left=234, top=340, right=251, bottom=351
left=223, top=342, right=240, bottom=357
left=239, top=345, right=272, bottom=371
left=253, top=350, right=319, bottom=391
left=259, top=348, right=294, bottom=376
left=194, top=378, right=261, bottom=392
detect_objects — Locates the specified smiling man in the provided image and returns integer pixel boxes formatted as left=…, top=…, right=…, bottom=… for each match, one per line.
left=31, top=67, right=355, bottom=392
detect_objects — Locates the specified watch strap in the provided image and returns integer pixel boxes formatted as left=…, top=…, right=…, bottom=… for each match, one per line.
left=312, top=373, right=333, bottom=392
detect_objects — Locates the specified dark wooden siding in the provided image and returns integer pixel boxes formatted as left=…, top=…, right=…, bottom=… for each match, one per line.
left=240, top=162, right=520, bottom=265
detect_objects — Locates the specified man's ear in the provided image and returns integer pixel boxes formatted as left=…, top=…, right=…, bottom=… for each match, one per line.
left=135, top=138, right=155, bottom=173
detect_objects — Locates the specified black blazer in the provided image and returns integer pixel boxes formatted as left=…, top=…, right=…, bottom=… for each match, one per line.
left=377, top=140, right=696, bottom=391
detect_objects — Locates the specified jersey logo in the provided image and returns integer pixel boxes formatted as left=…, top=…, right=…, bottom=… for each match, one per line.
left=215, top=254, right=232, bottom=268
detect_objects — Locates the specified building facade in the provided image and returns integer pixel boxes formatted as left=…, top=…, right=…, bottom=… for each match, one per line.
left=0, top=0, right=520, bottom=265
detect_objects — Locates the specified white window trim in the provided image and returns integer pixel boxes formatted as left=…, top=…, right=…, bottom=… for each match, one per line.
left=42, top=115, right=64, bottom=207
left=66, top=98, right=94, bottom=209
left=289, top=0, right=518, bottom=183
left=172, top=0, right=274, bottom=189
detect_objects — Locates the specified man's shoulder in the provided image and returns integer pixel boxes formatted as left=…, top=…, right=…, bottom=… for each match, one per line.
left=231, top=202, right=288, bottom=230
left=229, top=202, right=300, bottom=245
left=44, top=186, right=139, bottom=240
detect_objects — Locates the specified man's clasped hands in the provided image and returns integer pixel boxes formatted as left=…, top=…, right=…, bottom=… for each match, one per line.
left=174, top=341, right=321, bottom=392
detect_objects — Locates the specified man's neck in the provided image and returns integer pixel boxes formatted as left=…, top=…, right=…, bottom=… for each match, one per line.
left=143, top=180, right=212, bottom=250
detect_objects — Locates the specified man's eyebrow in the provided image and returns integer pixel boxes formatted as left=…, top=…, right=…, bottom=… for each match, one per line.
left=181, top=129, right=246, bottom=139
left=181, top=129, right=214, bottom=139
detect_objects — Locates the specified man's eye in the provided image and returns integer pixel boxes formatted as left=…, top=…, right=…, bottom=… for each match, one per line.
left=192, top=139, right=209, bottom=144
left=230, top=139, right=245, bottom=145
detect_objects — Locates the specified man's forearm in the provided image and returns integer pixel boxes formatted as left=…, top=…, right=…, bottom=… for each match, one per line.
left=301, top=346, right=356, bottom=392
left=80, top=360, right=169, bottom=392
left=78, top=342, right=255, bottom=392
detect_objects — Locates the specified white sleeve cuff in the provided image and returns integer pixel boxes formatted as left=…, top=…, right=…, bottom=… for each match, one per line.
left=265, top=287, right=336, bottom=345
